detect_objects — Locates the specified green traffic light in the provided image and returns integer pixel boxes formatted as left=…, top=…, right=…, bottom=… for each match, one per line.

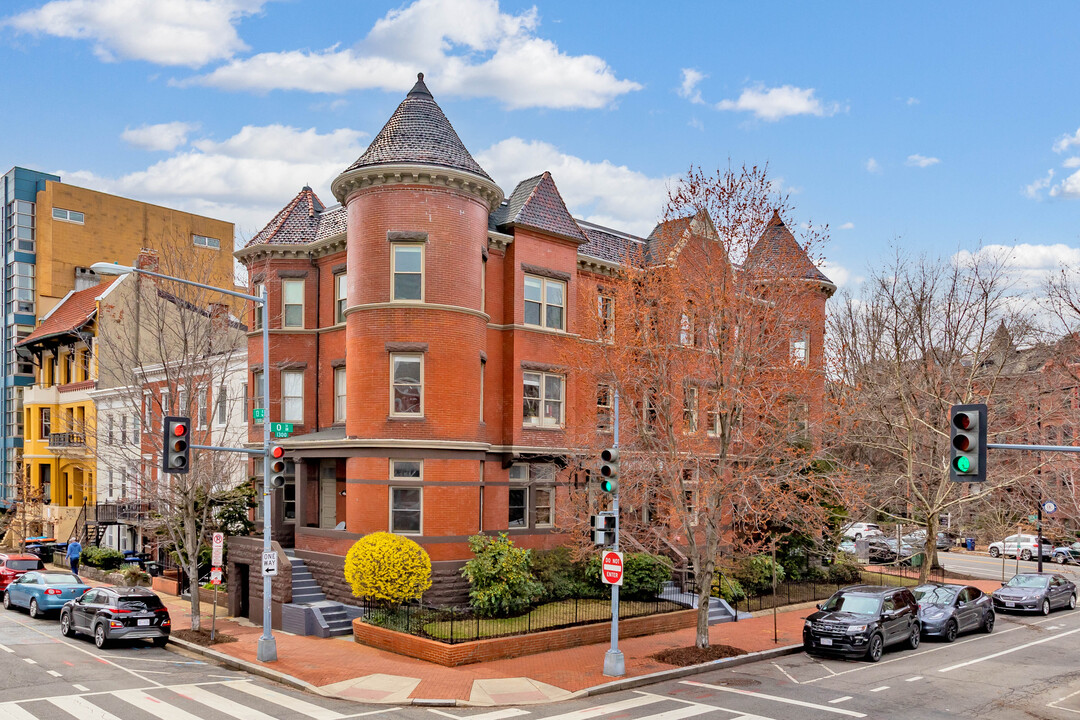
left=954, top=456, right=970, bottom=473
left=600, top=479, right=616, bottom=493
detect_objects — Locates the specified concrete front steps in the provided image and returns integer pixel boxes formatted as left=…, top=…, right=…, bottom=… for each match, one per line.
left=281, top=550, right=362, bottom=638
left=659, top=581, right=745, bottom=624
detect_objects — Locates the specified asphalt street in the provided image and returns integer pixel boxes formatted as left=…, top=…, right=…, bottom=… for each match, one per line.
left=939, top=550, right=1080, bottom=582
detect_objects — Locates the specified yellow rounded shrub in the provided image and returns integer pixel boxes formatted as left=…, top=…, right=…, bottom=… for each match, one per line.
left=344, top=532, right=432, bottom=604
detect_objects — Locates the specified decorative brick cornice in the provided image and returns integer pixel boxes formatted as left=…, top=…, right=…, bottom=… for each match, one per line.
left=521, top=360, right=565, bottom=373
left=332, top=162, right=504, bottom=210
left=330, top=358, right=346, bottom=368
left=387, top=231, right=428, bottom=243
left=521, top=263, right=571, bottom=282
left=487, top=230, right=514, bottom=252
left=386, top=342, right=429, bottom=353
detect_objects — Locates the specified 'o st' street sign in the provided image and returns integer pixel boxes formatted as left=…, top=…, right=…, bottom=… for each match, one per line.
left=601, top=550, right=623, bottom=586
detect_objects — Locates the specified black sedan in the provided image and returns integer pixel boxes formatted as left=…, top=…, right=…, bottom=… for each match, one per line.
left=60, top=586, right=170, bottom=648
left=992, top=573, right=1077, bottom=615
left=913, top=583, right=995, bottom=641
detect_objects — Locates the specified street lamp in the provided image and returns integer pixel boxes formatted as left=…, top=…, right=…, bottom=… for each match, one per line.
left=90, top=261, right=277, bottom=663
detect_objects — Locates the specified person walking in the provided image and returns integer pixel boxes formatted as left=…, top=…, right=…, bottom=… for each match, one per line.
left=67, top=539, right=82, bottom=575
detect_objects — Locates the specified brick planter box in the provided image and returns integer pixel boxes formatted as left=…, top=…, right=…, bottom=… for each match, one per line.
left=352, top=608, right=697, bottom=666
left=152, top=575, right=181, bottom=596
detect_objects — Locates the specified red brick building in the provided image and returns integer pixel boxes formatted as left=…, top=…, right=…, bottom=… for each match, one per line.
left=235, top=75, right=833, bottom=594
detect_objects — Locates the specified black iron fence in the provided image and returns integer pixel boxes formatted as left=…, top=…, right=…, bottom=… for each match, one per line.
left=358, top=595, right=684, bottom=644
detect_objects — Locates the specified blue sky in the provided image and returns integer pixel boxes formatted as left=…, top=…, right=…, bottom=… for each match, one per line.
left=2, top=0, right=1079, bottom=291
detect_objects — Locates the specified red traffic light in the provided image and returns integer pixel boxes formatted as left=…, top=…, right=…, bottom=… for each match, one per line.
left=953, top=412, right=972, bottom=430
left=173, top=423, right=187, bottom=436
left=270, top=446, right=285, bottom=459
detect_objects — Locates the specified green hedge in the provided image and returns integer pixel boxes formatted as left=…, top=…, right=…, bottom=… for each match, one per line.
left=80, top=546, right=125, bottom=571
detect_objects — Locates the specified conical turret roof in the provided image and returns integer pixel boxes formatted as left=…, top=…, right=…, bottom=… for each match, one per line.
left=342, top=73, right=491, bottom=181
left=746, top=211, right=833, bottom=285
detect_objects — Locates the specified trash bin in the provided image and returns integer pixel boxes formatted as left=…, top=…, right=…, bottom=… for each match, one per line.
left=966, top=538, right=975, bottom=551
left=910, top=552, right=924, bottom=568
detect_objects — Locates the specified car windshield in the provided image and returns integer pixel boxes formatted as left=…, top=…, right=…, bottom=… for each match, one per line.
left=40, top=574, right=80, bottom=585
left=1005, top=575, right=1049, bottom=589
left=821, top=594, right=881, bottom=614
left=119, top=596, right=164, bottom=611
left=6, top=560, right=42, bottom=571
left=913, top=586, right=959, bottom=604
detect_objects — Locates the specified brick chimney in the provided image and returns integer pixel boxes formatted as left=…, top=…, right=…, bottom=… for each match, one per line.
left=135, top=248, right=160, bottom=273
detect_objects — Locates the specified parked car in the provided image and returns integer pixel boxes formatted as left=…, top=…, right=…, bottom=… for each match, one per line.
left=1052, top=542, right=1080, bottom=565
left=3, top=571, right=90, bottom=618
left=0, top=553, right=45, bottom=592
left=803, top=585, right=921, bottom=662
left=842, top=523, right=883, bottom=540
left=987, top=535, right=1053, bottom=561
left=837, top=540, right=857, bottom=555
left=992, top=573, right=1077, bottom=615
left=903, top=531, right=953, bottom=552
left=912, top=583, right=995, bottom=641
left=863, top=537, right=917, bottom=564
left=60, top=586, right=171, bottom=648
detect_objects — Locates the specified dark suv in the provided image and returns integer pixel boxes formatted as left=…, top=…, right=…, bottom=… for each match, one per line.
left=60, top=586, right=171, bottom=648
left=804, top=585, right=921, bottom=662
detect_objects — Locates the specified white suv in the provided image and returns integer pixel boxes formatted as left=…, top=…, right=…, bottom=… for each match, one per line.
left=988, top=535, right=1054, bottom=561
left=842, top=522, right=884, bottom=540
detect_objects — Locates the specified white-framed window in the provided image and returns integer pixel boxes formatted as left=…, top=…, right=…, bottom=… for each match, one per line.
left=281, top=370, right=304, bottom=423
left=683, top=386, right=698, bottom=433
left=524, top=275, right=565, bottom=330
left=196, top=385, right=208, bottom=429
left=335, top=272, right=347, bottom=323
left=334, top=367, right=347, bottom=423
left=391, top=459, right=422, bottom=482
left=509, top=463, right=529, bottom=482
left=508, top=486, right=528, bottom=528
left=791, top=330, right=809, bottom=365
left=251, top=372, right=263, bottom=424
left=390, top=487, right=422, bottom=534
left=133, top=414, right=140, bottom=441
left=251, top=282, right=263, bottom=330
left=216, top=386, right=228, bottom=425
left=120, top=415, right=128, bottom=444
left=160, top=388, right=171, bottom=416
left=597, top=383, right=613, bottom=433
left=597, top=293, right=615, bottom=342
left=51, top=207, right=84, bottom=224
left=282, top=279, right=304, bottom=328
left=40, top=408, right=50, bottom=439
left=534, top=487, right=554, bottom=527
left=193, top=233, right=220, bottom=249
left=706, top=404, right=720, bottom=437
left=391, top=244, right=424, bottom=301
left=143, top=391, right=152, bottom=426
left=523, top=371, right=564, bottom=428
left=390, top=353, right=423, bottom=417
left=680, top=310, right=696, bottom=347
left=107, top=414, right=114, bottom=445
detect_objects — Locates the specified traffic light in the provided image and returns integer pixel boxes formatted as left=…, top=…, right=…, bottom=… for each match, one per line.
left=600, top=447, right=619, bottom=494
left=162, top=416, right=190, bottom=474
left=269, top=445, right=288, bottom=489
left=950, top=403, right=987, bottom=482
left=590, top=514, right=616, bottom=545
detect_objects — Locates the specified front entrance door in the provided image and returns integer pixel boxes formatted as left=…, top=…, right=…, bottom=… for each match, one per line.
left=319, top=477, right=337, bottom=528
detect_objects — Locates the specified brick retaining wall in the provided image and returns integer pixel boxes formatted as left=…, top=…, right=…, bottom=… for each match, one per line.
left=352, top=608, right=697, bottom=666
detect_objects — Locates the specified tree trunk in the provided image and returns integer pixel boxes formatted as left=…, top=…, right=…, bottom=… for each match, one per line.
left=920, top=514, right=939, bottom=584
left=186, top=512, right=201, bottom=632
left=695, top=556, right=715, bottom=649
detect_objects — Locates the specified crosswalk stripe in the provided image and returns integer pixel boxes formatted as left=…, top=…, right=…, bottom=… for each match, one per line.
left=627, top=706, right=718, bottom=720
left=0, top=702, right=38, bottom=720
left=113, top=689, right=206, bottom=720
left=48, top=696, right=125, bottom=720
left=224, top=681, right=347, bottom=720
left=167, top=684, right=288, bottom=720
left=538, top=693, right=667, bottom=720
left=682, top=681, right=867, bottom=718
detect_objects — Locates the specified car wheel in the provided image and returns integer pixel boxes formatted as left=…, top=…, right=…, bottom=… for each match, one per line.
left=2, top=592, right=10, bottom=610
left=1021, top=550, right=1033, bottom=561
left=983, top=612, right=995, bottom=633
left=944, top=619, right=958, bottom=643
left=1056, top=553, right=1067, bottom=564
left=866, top=633, right=884, bottom=662
left=60, top=612, right=74, bottom=638
left=989, top=547, right=1000, bottom=558
left=855, top=533, right=862, bottom=540
left=1042, top=598, right=1051, bottom=616
left=152, top=636, right=168, bottom=648
left=1070, top=595, right=1077, bottom=611
left=29, top=599, right=40, bottom=619
left=907, top=624, right=921, bottom=649
left=94, top=623, right=108, bottom=649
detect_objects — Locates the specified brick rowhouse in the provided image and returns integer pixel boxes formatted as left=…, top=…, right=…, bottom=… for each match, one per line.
left=234, top=74, right=834, bottom=601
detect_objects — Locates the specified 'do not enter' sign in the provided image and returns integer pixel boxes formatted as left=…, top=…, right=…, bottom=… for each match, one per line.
left=601, top=550, right=624, bottom=586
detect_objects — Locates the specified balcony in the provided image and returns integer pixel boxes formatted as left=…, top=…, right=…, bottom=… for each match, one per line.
left=47, top=432, right=86, bottom=450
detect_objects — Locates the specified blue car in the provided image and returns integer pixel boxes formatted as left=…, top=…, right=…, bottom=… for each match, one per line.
left=3, top=571, right=90, bottom=618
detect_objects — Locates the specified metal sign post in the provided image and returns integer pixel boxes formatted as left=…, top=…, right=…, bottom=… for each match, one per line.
left=603, top=390, right=624, bottom=677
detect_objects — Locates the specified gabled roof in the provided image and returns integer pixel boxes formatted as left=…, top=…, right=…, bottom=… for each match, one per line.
left=342, top=73, right=491, bottom=181
left=18, top=280, right=116, bottom=347
left=246, top=186, right=326, bottom=248
left=577, top=219, right=646, bottom=264
left=745, top=211, right=833, bottom=284
left=491, top=171, right=587, bottom=243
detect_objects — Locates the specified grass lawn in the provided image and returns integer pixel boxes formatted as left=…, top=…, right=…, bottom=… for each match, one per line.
left=859, top=570, right=922, bottom=587
left=422, top=598, right=682, bottom=641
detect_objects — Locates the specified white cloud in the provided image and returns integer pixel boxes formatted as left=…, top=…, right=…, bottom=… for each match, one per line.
left=121, top=121, right=200, bottom=152
left=905, top=154, right=940, bottom=168
left=60, top=124, right=367, bottom=240
left=954, top=243, right=1080, bottom=290
left=678, top=68, right=706, bottom=104
left=1050, top=169, right=1080, bottom=199
left=866, top=158, right=881, bottom=173
left=476, top=138, right=673, bottom=237
left=906, top=97, right=919, bottom=105
left=820, top=260, right=861, bottom=289
left=1023, top=169, right=1054, bottom=200
left=187, top=0, right=640, bottom=110
left=1053, top=128, right=1080, bottom=154
left=688, top=117, right=705, bottom=131
left=1064, top=157, right=1080, bottom=169
left=4, top=0, right=266, bottom=68
left=714, top=84, right=842, bottom=121
left=839, top=222, right=854, bottom=230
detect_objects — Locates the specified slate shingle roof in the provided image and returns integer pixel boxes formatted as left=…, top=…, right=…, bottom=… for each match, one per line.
left=745, top=211, right=832, bottom=284
left=246, top=188, right=347, bottom=249
left=491, top=172, right=587, bottom=243
left=577, top=219, right=646, bottom=264
left=19, top=281, right=115, bottom=347
left=342, top=74, right=491, bottom=181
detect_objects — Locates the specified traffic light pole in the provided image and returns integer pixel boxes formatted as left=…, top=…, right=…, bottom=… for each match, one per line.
left=603, top=390, right=624, bottom=678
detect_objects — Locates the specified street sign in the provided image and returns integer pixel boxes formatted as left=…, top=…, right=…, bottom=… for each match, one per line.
left=1029, top=514, right=1039, bottom=523
left=211, top=532, right=224, bottom=567
left=274, top=432, right=290, bottom=438
left=252, top=408, right=265, bottom=420
left=601, top=550, right=623, bottom=586
left=210, top=568, right=222, bottom=585
left=1043, top=500, right=1058, bottom=515
left=262, top=550, right=278, bottom=577
left=269, top=422, right=293, bottom=434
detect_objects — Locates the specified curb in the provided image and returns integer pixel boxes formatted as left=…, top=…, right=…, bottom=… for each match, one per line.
left=165, top=638, right=328, bottom=697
